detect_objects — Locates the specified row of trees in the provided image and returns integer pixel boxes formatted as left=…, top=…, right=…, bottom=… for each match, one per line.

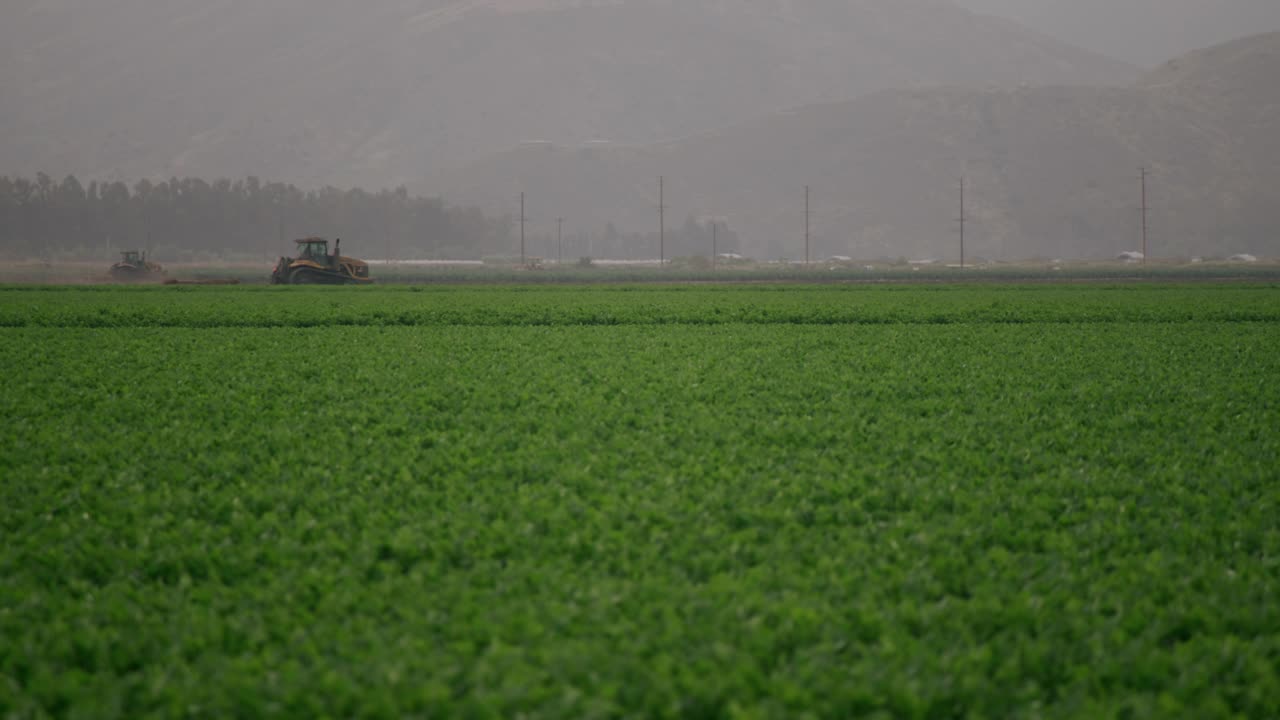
left=0, top=174, right=746, bottom=262
left=0, top=174, right=512, bottom=261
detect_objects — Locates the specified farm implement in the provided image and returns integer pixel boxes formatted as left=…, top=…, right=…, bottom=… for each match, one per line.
left=271, top=238, right=372, bottom=285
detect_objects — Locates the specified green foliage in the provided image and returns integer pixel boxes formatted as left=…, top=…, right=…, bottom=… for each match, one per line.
left=0, top=174, right=511, bottom=261
left=2, top=284, right=1279, bottom=717
left=3, top=283, right=1280, bottom=329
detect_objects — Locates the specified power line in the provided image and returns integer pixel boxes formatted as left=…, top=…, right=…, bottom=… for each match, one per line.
left=557, top=217, right=564, bottom=265
left=712, top=220, right=717, bottom=271
left=957, top=177, right=967, bottom=269
left=659, top=176, right=666, bottom=267
left=1140, top=167, right=1149, bottom=266
left=805, top=185, right=811, bottom=266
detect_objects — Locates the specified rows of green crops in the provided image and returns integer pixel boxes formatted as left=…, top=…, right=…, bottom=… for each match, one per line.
left=4, top=283, right=1280, bottom=327
left=2, top=284, right=1279, bottom=718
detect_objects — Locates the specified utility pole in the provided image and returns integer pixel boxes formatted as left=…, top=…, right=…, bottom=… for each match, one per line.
left=520, top=191, right=527, bottom=266
left=659, top=176, right=666, bottom=267
left=712, top=221, right=718, bottom=271
left=268, top=206, right=281, bottom=265
left=957, top=177, right=967, bottom=269
left=805, top=185, right=811, bottom=266
left=557, top=217, right=564, bottom=265
left=1140, top=167, right=1149, bottom=267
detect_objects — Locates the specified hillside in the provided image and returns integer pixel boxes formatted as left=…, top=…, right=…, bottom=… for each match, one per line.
left=439, top=33, right=1280, bottom=260
left=1140, top=30, right=1280, bottom=131
left=0, top=0, right=1134, bottom=187
left=955, top=0, right=1280, bottom=67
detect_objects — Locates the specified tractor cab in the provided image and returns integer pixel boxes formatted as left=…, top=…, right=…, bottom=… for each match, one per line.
left=296, top=238, right=331, bottom=261
left=110, top=249, right=162, bottom=279
left=272, top=237, right=369, bottom=284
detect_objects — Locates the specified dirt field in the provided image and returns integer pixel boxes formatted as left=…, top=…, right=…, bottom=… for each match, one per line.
left=3, top=258, right=1279, bottom=286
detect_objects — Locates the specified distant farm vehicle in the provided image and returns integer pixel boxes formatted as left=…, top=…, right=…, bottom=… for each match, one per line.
left=271, top=238, right=372, bottom=285
left=110, top=250, right=164, bottom=280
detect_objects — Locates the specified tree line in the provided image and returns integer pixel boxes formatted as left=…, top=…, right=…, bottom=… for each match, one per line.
left=0, top=173, right=748, bottom=263
left=0, top=174, right=513, bottom=261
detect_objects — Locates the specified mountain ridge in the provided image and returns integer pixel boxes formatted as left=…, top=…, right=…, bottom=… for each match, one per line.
left=0, top=0, right=1134, bottom=187
left=955, top=0, right=1280, bottom=67
left=437, top=32, right=1280, bottom=260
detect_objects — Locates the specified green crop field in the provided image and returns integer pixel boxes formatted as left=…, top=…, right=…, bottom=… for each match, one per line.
left=2, top=284, right=1278, bottom=718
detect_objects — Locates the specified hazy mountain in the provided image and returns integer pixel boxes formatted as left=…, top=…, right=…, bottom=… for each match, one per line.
left=955, top=0, right=1280, bottom=68
left=440, top=32, right=1280, bottom=260
left=0, top=0, right=1134, bottom=187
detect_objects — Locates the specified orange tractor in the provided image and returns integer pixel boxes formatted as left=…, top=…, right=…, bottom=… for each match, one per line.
left=271, top=238, right=372, bottom=285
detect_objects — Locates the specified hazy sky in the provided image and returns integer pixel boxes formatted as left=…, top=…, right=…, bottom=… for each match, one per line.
left=955, top=0, right=1280, bottom=66
left=1, top=1, right=1277, bottom=260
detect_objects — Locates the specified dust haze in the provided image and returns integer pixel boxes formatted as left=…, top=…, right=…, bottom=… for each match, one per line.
left=2, top=0, right=1279, bottom=262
